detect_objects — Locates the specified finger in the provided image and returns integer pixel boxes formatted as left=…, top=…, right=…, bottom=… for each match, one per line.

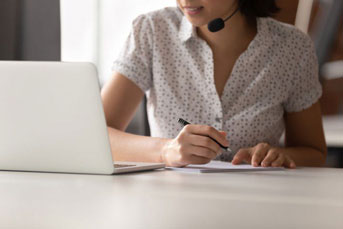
left=188, top=155, right=212, bottom=165
left=284, top=156, right=296, bottom=169
left=271, top=153, right=285, bottom=167
left=185, top=125, right=229, bottom=148
left=261, top=149, right=279, bottom=167
left=188, top=145, right=217, bottom=159
left=251, top=143, right=270, bottom=167
left=189, top=135, right=221, bottom=155
left=232, top=148, right=251, bottom=165
left=177, top=150, right=208, bottom=166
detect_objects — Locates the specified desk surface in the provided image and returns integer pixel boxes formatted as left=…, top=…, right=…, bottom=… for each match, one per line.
left=1, top=168, right=342, bottom=229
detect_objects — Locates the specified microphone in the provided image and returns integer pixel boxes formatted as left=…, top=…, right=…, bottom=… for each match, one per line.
left=208, top=7, right=240, bottom=32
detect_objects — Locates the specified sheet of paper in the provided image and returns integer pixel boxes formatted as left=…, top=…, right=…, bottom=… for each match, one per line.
left=166, top=160, right=284, bottom=173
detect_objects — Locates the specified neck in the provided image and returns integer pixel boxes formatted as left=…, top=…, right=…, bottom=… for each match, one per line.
left=197, top=13, right=257, bottom=53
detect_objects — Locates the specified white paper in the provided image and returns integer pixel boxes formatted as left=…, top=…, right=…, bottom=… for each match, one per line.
left=166, top=160, right=285, bottom=173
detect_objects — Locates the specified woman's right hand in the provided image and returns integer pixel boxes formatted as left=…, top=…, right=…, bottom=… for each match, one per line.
left=161, top=125, right=229, bottom=167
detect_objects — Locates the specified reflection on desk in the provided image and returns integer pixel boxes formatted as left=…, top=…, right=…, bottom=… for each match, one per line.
left=0, top=168, right=342, bottom=228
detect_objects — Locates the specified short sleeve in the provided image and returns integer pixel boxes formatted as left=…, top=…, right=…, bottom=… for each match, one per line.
left=112, top=15, right=153, bottom=92
left=283, top=37, right=323, bottom=113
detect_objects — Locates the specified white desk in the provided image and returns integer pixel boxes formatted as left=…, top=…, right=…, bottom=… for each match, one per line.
left=1, top=168, right=342, bottom=229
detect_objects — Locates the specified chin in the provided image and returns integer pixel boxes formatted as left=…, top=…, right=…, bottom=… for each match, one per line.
left=185, top=17, right=208, bottom=28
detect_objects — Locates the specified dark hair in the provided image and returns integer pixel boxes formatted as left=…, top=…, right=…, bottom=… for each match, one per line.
left=239, top=0, right=280, bottom=19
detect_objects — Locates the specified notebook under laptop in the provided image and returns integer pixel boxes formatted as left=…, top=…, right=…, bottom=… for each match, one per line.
left=0, top=61, right=165, bottom=174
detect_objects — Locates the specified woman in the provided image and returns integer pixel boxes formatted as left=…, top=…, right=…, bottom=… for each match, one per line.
left=101, top=0, right=327, bottom=168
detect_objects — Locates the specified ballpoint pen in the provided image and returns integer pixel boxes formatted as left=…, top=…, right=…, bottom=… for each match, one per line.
left=178, top=118, right=232, bottom=153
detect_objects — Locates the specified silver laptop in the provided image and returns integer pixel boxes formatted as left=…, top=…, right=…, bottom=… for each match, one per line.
left=0, top=61, right=165, bottom=174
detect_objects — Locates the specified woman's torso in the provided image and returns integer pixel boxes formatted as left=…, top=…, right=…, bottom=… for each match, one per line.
left=113, top=7, right=322, bottom=161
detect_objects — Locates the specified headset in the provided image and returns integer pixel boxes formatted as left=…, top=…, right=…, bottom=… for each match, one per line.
left=207, top=6, right=240, bottom=32
left=208, top=0, right=246, bottom=32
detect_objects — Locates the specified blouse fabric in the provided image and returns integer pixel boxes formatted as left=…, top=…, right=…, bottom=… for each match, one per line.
left=112, top=7, right=322, bottom=161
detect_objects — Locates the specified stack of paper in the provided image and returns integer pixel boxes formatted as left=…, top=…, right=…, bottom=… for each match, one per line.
left=167, top=160, right=285, bottom=173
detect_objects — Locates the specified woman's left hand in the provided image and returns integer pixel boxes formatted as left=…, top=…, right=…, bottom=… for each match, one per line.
left=232, top=143, right=296, bottom=168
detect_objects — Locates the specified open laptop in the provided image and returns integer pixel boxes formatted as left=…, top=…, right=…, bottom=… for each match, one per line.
left=0, top=61, right=165, bottom=174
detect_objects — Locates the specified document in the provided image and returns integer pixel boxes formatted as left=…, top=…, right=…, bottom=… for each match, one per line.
left=166, top=160, right=285, bottom=173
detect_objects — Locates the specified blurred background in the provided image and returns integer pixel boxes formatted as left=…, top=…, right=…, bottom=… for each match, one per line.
left=0, top=0, right=342, bottom=167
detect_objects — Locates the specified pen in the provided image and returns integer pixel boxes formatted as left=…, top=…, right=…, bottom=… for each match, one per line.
left=178, top=118, right=232, bottom=153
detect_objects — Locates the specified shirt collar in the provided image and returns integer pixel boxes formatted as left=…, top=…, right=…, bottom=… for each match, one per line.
left=254, top=17, right=270, bottom=46
left=179, top=16, right=197, bottom=43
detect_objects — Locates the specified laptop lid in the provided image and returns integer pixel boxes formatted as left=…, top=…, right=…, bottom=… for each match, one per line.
left=0, top=61, right=115, bottom=174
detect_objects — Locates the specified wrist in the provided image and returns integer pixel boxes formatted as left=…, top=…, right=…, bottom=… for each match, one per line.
left=158, top=138, right=172, bottom=164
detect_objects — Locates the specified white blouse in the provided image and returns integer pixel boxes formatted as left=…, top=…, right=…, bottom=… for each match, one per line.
left=112, top=7, right=322, bottom=161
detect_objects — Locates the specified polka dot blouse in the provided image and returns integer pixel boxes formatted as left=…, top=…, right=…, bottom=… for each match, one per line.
left=112, top=7, right=322, bottom=161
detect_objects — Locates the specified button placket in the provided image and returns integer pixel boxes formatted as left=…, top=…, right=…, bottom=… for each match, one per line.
left=196, top=40, right=224, bottom=130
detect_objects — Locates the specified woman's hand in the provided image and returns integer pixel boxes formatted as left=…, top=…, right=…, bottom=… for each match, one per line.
left=161, top=125, right=229, bottom=167
left=232, top=143, right=296, bottom=168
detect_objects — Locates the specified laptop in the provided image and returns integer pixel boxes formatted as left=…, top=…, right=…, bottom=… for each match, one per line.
left=0, top=61, right=165, bottom=174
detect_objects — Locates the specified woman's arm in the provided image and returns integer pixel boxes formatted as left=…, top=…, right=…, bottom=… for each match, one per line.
left=101, top=72, right=167, bottom=163
left=232, top=101, right=327, bottom=167
left=101, top=72, right=228, bottom=166
left=283, top=101, right=327, bottom=166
